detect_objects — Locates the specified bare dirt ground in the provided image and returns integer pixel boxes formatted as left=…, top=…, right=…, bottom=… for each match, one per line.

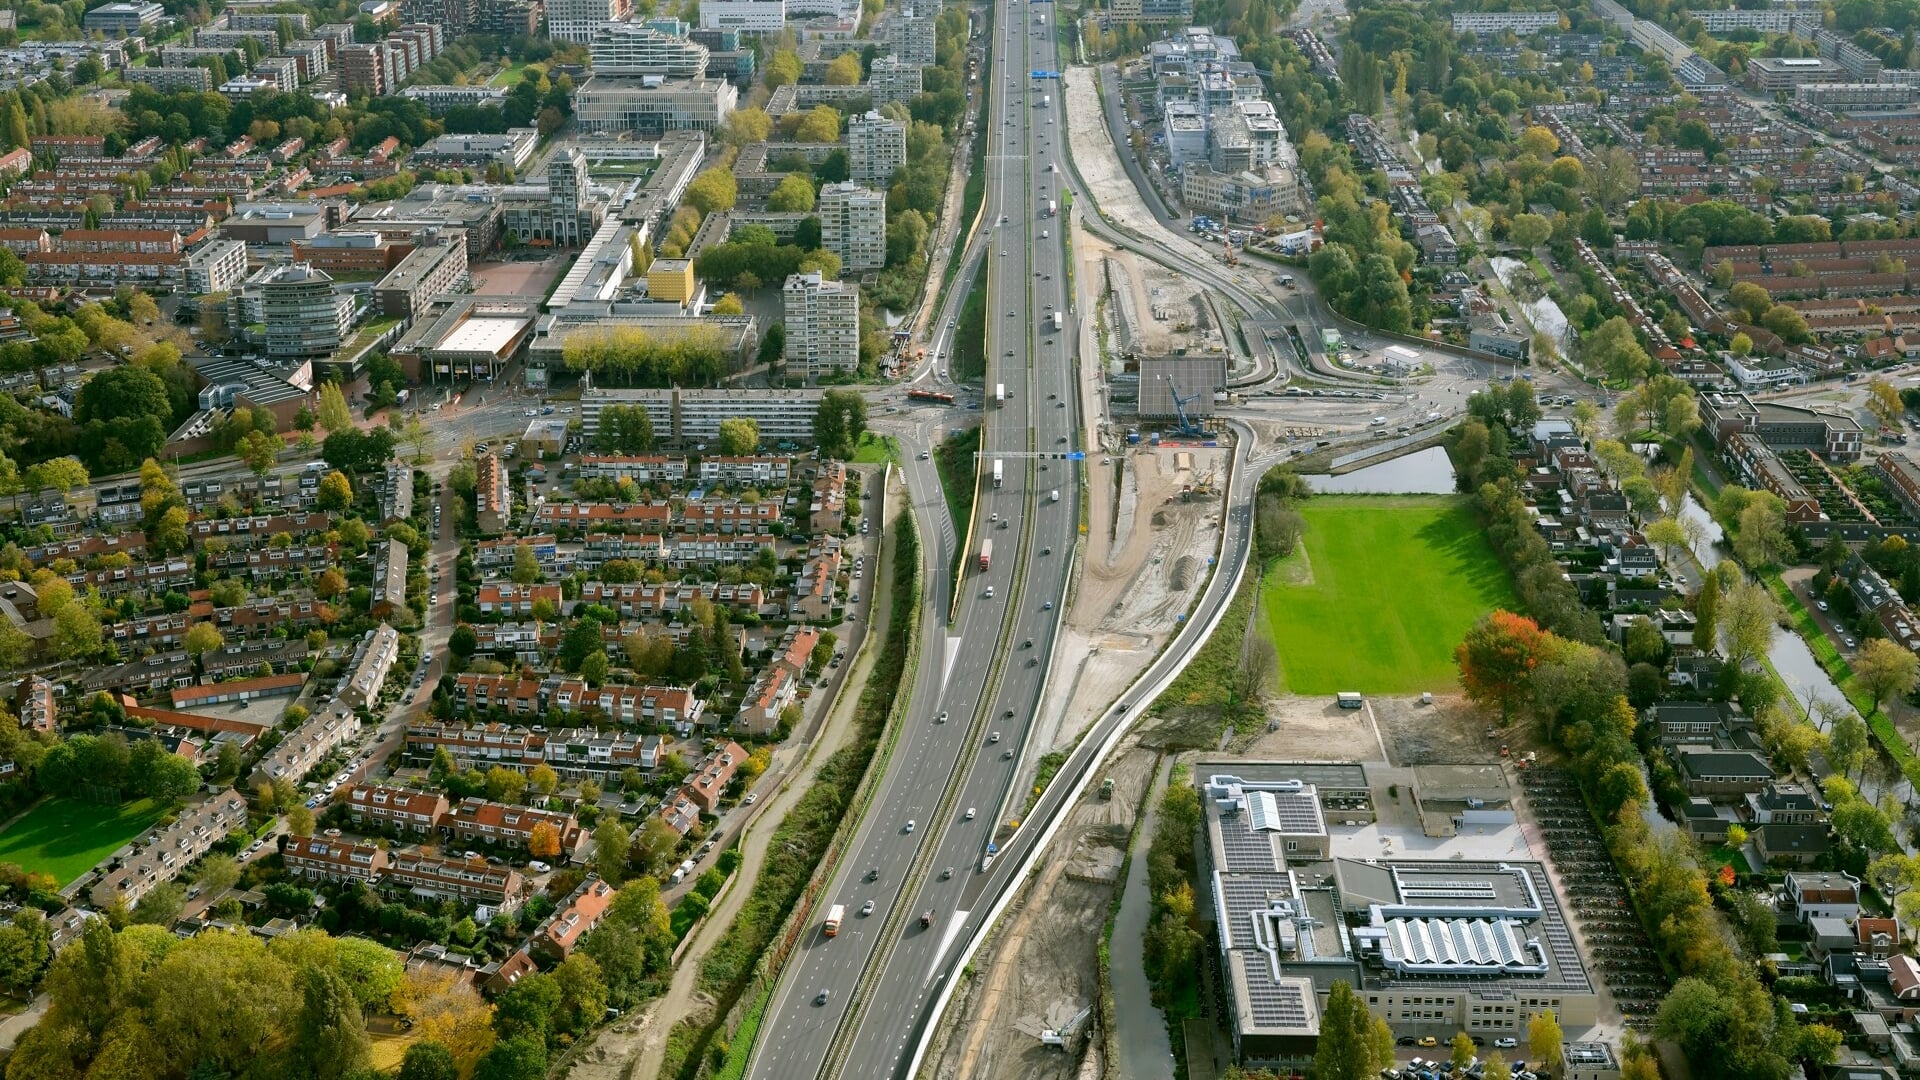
left=1033, top=445, right=1225, bottom=757
left=921, top=745, right=1159, bottom=1080
left=1232, top=693, right=1510, bottom=769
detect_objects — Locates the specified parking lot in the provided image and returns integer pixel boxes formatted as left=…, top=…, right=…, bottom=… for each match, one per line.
left=1519, top=767, right=1665, bottom=1029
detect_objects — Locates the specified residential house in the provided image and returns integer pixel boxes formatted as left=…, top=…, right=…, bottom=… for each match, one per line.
left=1860, top=917, right=1901, bottom=959
left=440, top=797, right=582, bottom=854
left=89, top=790, right=249, bottom=910
left=1674, top=746, right=1776, bottom=797
left=532, top=876, right=616, bottom=960
left=346, top=784, right=450, bottom=835
left=282, top=834, right=389, bottom=884
left=1783, top=870, right=1863, bottom=923
left=385, top=849, right=523, bottom=909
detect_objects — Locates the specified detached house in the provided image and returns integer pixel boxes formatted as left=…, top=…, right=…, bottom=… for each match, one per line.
left=1783, top=870, right=1863, bottom=923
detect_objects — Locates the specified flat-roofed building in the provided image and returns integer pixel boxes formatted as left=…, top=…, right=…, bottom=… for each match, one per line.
left=574, top=76, right=739, bottom=134
left=818, top=181, right=885, bottom=271
left=84, top=0, right=164, bottom=34
left=783, top=270, right=859, bottom=380
left=373, top=233, right=469, bottom=318
left=646, top=257, right=696, bottom=302
left=1748, top=55, right=1847, bottom=91
left=181, top=238, right=248, bottom=295
left=581, top=387, right=822, bottom=446
left=699, top=0, right=783, bottom=30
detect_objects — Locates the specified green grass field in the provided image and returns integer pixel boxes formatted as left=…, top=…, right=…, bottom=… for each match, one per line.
left=1262, top=496, right=1515, bottom=695
left=0, top=797, right=170, bottom=886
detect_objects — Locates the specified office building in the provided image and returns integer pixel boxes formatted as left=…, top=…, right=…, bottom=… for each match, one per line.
left=412, top=128, right=540, bottom=171
left=546, top=0, right=632, bottom=44
left=646, top=257, right=697, bottom=302
left=868, top=54, right=923, bottom=105
left=374, top=234, right=469, bottom=318
left=818, top=181, right=886, bottom=271
left=1195, top=764, right=1596, bottom=1068
left=181, top=238, right=249, bottom=296
left=83, top=0, right=164, bottom=34
left=258, top=264, right=355, bottom=360
left=846, top=110, right=906, bottom=187
left=700, top=0, right=784, bottom=31
left=783, top=271, right=860, bottom=380
left=501, top=147, right=604, bottom=246
left=1748, top=55, right=1847, bottom=91
left=589, top=20, right=711, bottom=76
left=574, top=76, right=739, bottom=133
left=1449, top=11, right=1560, bottom=33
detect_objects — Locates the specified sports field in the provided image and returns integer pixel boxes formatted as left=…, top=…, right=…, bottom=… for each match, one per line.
left=1262, top=496, right=1515, bottom=695
left=0, top=797, right=169, bottom=886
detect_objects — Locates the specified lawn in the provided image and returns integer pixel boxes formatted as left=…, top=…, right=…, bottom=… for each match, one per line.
left=489, top=60, right=545, bottom=87
left=851, top=433, right=899, bottom=464
left=1262, top=496, right=1516, bottom=695
left=0, top=797, right=170, bottom=886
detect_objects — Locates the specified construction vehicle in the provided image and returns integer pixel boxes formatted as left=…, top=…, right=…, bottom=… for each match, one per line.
left=1100, top=777, right=1115, bottom=800
left=1161, top=375, right=1206, bottom=438
left=1041, top=1005, right=1094, bottom=1048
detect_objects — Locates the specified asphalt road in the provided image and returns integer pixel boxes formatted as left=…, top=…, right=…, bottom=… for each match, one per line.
left=748, top=4, right=1083, bottom=1077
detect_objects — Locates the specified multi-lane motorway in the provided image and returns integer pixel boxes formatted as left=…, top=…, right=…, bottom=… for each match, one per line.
left=748, top=2, right=1081, bottom=1076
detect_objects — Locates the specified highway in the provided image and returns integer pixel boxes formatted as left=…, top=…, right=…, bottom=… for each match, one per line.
left=747, top=1, right=1083, bottom=1075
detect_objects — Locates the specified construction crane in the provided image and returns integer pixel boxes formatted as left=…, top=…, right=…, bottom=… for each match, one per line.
left=1161, top=375, right=1205, bottom=438
left=1040, top=1004, right=1094, bottom=1049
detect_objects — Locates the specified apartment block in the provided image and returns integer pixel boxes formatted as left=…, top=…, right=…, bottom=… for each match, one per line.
left=818, top=181, right=886, bottom=271
left=845, top=110, right=907, bottom=187
left=476, top=452, right=511, bottom=533
left=546, top=0, right=634, bottom=44
left=1450, top=11, right=1560, bottom=33
left=89, top=791, right=249, bottom=910
left=181, top=238, right=249, bottom=296
left=588, top=21, right=711, bottom=77
left=783, top=271, right=860, bottom=380
left=125, top=66, right=213, bottom=93
left=374, top=234, right=469, bottom=318
left=884, top=6, right=936, bottom=65
left=441, top=797, right=582, bottom=852
left=700, top=0, right=784, bottom=31
left=258, top=263, right=355, bottom=360
left=867, top=53, right=923, bottom=105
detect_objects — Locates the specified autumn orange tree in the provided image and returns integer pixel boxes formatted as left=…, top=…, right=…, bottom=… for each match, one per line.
left=529, top=822, right=562, bottom=860
left=1454, top=610, right=1565, bottom=723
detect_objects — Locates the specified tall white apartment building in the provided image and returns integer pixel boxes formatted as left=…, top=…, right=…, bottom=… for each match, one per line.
left=783, top=272, right=860, bottom=380
left=699, top=0, right=785, bottom=31
left=547, top=0, right=633, bottom=44
left=846, top=110, right=907, bottom=187
left=885, top=6, right=938, bottom=65
left=818, top=181, right=886, bottom=271
left=588, top=21, right=711, bottom=76
left=182, top=239, right=249, bottom=295
left=868, top=54, right=923, bottom=105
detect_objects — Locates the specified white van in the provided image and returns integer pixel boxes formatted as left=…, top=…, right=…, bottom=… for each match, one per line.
left=1369, top=416, right=1388, bottom=426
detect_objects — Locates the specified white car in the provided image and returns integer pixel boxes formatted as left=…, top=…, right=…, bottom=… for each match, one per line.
left=529, top=861, right=551, bottom=873
left=861, top=900, right=875, bottom=916
left=743, top=793, right=757, bottom=805
left=1494, top=1038, right=1518, bottom=1049
left=905, top=820, right=916, bottom=833
left=964, top=807, right=976, bottom=820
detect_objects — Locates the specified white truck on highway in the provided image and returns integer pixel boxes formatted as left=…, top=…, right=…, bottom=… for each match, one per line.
left=995, top=382, right=1006, bottom=406
left=992, top=458, right=1004, bottom=488
left=1050, top=312, right=1063, bottom=332
left=1046, top=200, right=1056, bottom=217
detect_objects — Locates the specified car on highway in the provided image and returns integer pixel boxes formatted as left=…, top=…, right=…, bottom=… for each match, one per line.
left=940, top=866, right=954, bottom=880
left=904, top=820, right=916, bottom=833
left=964, top=807, right=976, bottom=820
left=937, top=711, right=948, bottom=723
left=816, top=990, right=831, bottom=1006
left=988, top=731, right=1001, bottom=743
left=1042, top=601, right=1053, bottom=610
left=861, top=900, right=875, bottom=916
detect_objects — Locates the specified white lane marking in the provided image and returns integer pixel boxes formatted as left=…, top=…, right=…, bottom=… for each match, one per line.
left=943, top=635, right=963, bottom=690
left=927, top=910, right=971, bottom=981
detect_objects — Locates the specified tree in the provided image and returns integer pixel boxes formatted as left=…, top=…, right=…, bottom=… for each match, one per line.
left=1719, top=578, right=1780, bottom=664
left=1729, top=281, right=1773, bottom=323
left=315, top=568, right=347, bottom=600
left=474, top=1035, right=547, bottom=1080
left=398, top=1042, right=460, bottom=1080
left=594, top=821, right=630, bottom=885
left=528, top=764, right=558, bottom=797
left=196, top=854, right=241, bottom=896
left=292, top=965, right=371, bottom=1079
left=393, top=969, right=496, bottom=1074
left=286, top=804, right=315, bottom=837
left=1527, top=1011, right=1564, bottom=1077
left=185, top=622, right=225, bottom=669
left=529, top=822, right=562, bottom=860
left=1734, top=497, right=1792, bottom=568
left=317, top=471, right=353, bottom=512
left=580, top=651, right=610, bottom=687
left=684, top=169, right=738, bottom=215
left=1508, top=213, right=1552, bottom=248
left=1829, top=708, right=1870, bottom=781
left=1869, top=378, right=1905, bottom=431
left=1314, top=981, right=1390, bottom=1080
left=131, top=882, right=186, bottom=926
left=717, top=417, right=760, bottom=455
left=486, top=766, right=527, bottom=805
left=767, top=173, right=817, bottom=212
left=493, top=973, right=560, bottom=1042
left=824, top=51, right=863, bottom=84
left=1456, top=611, right=1563, bottom=722
left=51, top=605, right=101, bottom=661
left=1452, top=1032, right=1476, bottom=1069
left=1583, top=316, right=1651, bottom=384
left=1858, top=637, right=1920, bottom=713
left=1645, top=518, right=1688, bottom=563
left=711, top=293, right=745, bottom=315
left=815, top=389, right=868, bottom=458
left=552, top=954, right=607, bottom=1035
left=237, top=429, right=281, bottom=477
